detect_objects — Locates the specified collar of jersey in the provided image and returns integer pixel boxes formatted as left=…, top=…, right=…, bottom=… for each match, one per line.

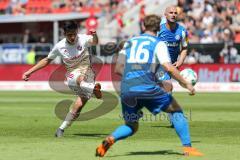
left=163, top=23, right=179, bottom=32
left=141, top=33, right=157, bottom=38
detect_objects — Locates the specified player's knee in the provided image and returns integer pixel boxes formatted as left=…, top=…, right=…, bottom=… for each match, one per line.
left=169, top=84, right=173, bottom=92
left=160, top=80, right=173, bottom=93
left=164, top=82, right=173, bottom=93
left=76, top=76, right=84, bottom=86
left=126, top=122, right=139, bottom=134
left=165, top=98, right=182, bottom=113
left=132, top=125, right=138, bottom=134
left=75, top=97, right=88, bottom=107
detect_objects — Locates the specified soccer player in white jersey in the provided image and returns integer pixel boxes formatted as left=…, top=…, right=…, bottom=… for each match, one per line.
left=22, top=21, right=102, bottom=137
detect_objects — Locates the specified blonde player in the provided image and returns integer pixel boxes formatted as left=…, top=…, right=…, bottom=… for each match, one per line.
left=22, top=21, right=102, bottom=137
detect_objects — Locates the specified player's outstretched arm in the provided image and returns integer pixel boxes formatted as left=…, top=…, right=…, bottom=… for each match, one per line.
left=155, top=41, right=194, bottom=95
left=174, top=28, right=189, bottom=68
left=114, top=42, right=127, bottom=76
left=162, top=62, right=195, bottom=95
left=114, top=52, right=126, bottom=76
left=89, top=30, right=98, bottom=45
left=22, top=57, right=52, bottom=81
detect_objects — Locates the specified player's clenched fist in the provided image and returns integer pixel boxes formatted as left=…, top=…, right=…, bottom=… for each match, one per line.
left=22, top=72, right=31, bottom=81
left=186, top=83, right=195, bottom=96
left=89, top=29, right=96, bottom=35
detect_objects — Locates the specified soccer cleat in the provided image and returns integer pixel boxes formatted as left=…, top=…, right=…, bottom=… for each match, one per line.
left=95, top=136, right=114, bottom=157
left=55, top=128, right=64, bottom=137
left=93, top=83, right=102, bottom=99
left=183, top=147, right=204, bottom=156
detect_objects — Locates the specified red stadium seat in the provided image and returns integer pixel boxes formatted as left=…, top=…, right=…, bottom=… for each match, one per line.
left=25, top=0, right=51, bottom=14
left=52, top=7, right=71, bottom=14
left=234, top=33, right=240, bottom=43
left=81, top=7, right=101, bottom=14
left=0, top=0, right=9, bottom=10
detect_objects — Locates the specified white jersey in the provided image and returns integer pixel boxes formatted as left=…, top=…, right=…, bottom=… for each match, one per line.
left=48, top=34, right=93, bottom=72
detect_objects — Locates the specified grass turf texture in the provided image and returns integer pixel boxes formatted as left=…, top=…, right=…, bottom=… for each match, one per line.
left=0, top=91, right=240, bottom=160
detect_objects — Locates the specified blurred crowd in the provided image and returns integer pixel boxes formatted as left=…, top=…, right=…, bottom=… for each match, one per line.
left=3, top=0, right=239, bottom=44
left=1, top=0, right=142, bottom=15
left=0, top=0, right=239, bottom=64
left=175, top=0, right=240, bottom=64
left=177, top=0, right=240, bottom=43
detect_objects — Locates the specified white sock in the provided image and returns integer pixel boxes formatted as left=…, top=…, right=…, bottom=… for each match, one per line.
left=59, top=112, right=79, bottom=130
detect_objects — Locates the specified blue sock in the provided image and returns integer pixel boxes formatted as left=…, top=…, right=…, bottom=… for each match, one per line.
left=111, top=125, right=134, bottom=142
left=170, top=111, right=191, bottom=147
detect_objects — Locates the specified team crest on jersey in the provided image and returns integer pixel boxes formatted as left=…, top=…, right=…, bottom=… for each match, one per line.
left=63, top=49, right=69, bottom=55
left=156, top=71, right=165, bottom=78
left=175, top=35, right=180, bottom=40
left=77, top=45, right=82, bottom=50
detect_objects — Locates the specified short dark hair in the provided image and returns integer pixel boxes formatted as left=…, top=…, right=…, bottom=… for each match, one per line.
left=143, top=15, right=161, bottom=33
left=63, top=21, right=78, bottom=33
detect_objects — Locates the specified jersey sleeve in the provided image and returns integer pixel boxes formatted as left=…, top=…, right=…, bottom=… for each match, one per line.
left=154, top=41, right=171, bottom=64
left=181, top=29, right=188, bottom=48
left=47, top=45, right=60, bottom=59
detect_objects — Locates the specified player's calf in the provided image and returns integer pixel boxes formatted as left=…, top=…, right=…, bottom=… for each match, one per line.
left=55, top=111, right=80, bottom=137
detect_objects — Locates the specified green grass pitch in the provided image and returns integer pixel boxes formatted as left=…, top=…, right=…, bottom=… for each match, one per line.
left=0, top=91, right=240, bottom=160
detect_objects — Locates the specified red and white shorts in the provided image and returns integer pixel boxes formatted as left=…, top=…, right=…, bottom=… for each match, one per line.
left=66, top=67, right=95, bottom=99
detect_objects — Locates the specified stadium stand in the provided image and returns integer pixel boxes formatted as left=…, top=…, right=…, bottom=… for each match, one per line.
left=0, top=0, right=239, bottom=65
left=1, top=0, right=239, bottom=44
left=0, top=0, right=9, bottom=11
left=0, top=0, right=239, bottom=92
left=177, top=0, right=240, bottom=43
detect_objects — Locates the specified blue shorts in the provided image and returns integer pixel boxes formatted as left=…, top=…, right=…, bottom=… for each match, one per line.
left=156, top=66, right=171, bottom=82
left=121, top=91, right=172, bottom=123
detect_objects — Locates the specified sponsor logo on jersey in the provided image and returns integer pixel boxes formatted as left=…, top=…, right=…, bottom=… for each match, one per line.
left=61, top=49, right=69, bottom=56
left=164, top=41, right=179, bottom=47
left=175, top=35, right=180, bottom=40
left=77, top=45, right=82, bottom=50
